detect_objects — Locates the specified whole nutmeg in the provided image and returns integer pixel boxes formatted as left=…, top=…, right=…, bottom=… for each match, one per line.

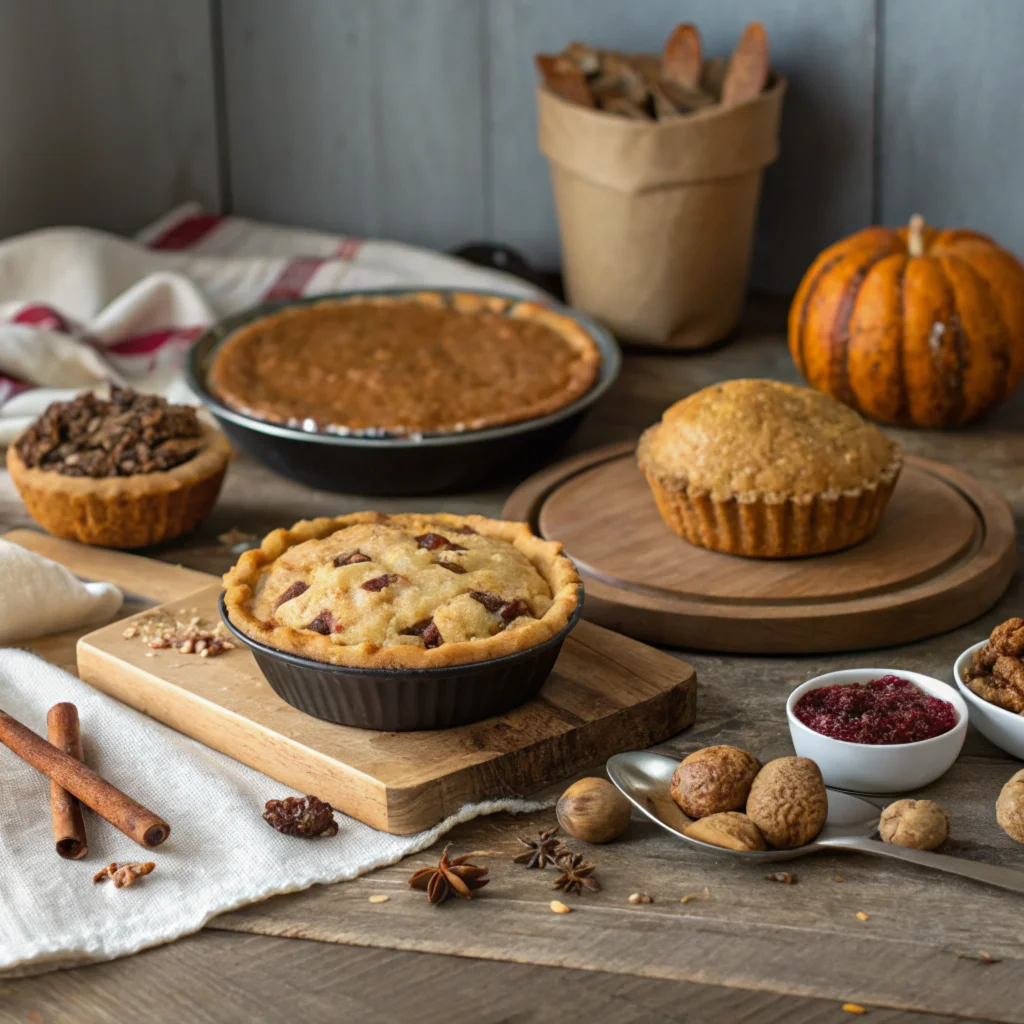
left=684, top=812, right=766, bottom=852
left=670, top=745, right=760, bottom=819
left=997, top=769, right=1024, bottom=844
left=879, top=799, right=949, bottom=850
left=556, top=777, right=632, bottom=844
left=746, top=756, right=828, bottom=849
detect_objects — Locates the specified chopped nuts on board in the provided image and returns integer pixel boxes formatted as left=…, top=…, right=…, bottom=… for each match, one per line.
left=122, top=609, right=234, bottom=658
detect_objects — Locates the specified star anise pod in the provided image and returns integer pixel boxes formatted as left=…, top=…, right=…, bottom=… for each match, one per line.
left=513, top=826, right=565, bottom=869
left=408, top=844, right=489, bottom=906
left=552, top=851, right=600, bottom=895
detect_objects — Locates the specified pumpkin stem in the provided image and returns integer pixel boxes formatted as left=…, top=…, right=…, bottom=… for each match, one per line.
left=907, top=214, right=926, bottom=257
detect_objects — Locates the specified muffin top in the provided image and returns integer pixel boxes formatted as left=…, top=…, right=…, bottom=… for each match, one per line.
left=637, top=379, right=899, bottom=502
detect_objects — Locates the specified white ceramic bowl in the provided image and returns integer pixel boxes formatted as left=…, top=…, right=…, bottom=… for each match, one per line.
left=786, top=668, right=968, bottom=793
left=953, top=641, right=1024, bottom=760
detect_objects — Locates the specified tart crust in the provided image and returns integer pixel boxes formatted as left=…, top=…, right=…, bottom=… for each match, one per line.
left=222, top=512, right=582, bottom=669
left=207, top=292, right=603, bottom=436
left=637, top=380, right=902, bottom=558
left=7, top=421, right=231, bottom=549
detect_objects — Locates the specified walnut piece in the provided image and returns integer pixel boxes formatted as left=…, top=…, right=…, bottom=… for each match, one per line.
left=670, top=745, right=760, bottom=819
left=997, top=769, right=1024, bottom=844
left=684, top=811, right=766, bottom=851
left=879, top=798, right=949, bottom=850
left=93, top=861, right=156, bottom=888
left=746, top=757, right=828, bottom=849
left=963, top=618, right=1024, bottom=714
left=263, top=795, right=339, bottom=837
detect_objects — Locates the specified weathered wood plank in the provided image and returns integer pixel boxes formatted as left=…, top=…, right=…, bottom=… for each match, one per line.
left=219, top=0, right=377, bottom=236
left=220, top=0, right=487, bottom=248
left=486, top=0, right=877, bottom=292
left=0, top=0, right=219, bottom=237
left=213, top=732, right=1024, bottom=1021
left=878, top=0, right=1024, bottom=260
left=0, top=931, right=961, bottom=1023
left=370, top=0, right=487, bottom=249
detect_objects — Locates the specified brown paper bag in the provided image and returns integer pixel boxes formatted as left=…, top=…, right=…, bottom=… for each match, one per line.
left=538, top=60, right=786, bottom=349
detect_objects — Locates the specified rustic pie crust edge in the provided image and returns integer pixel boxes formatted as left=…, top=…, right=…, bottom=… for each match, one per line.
left=222, top=512, right=582, bottom=670
left=207, top=291, right=603, bottom=437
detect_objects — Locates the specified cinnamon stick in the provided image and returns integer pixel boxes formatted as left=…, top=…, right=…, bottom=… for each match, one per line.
left=47, top=703, right=88, bottom=859
left=0, top=709, right=169, bottom=849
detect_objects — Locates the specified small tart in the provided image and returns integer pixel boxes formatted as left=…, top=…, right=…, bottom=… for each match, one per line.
left=7, top=388, right=230, bottom=549
left=637, top=379, right=901, bottom=558
left=207, top=292, right=602, bottom=436
left=222, top=512, right=582, bottom=669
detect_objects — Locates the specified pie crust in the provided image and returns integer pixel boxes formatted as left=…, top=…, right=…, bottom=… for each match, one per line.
left=637, top=379, right=902, bottom=558
left=222, top=512, right=582, bottom=669
left=207, top=292, right=603, bottom=436
left=7, top=421, right=231, bottom=549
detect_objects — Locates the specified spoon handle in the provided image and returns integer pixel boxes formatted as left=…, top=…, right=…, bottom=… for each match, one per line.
left=828, top=835, right=1024, bottom=894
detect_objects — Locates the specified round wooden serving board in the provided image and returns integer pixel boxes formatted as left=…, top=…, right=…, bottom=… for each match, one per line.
left=503, top=443, right=1017, bottom=654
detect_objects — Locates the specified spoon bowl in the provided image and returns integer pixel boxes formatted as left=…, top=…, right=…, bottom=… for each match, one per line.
left=607, top=749, right=880, bottom=863
left=607, top=750, right=1024, bottom=893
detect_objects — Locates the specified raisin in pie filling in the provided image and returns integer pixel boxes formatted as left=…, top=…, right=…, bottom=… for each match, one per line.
left=223, top=513, right=581, bottom=669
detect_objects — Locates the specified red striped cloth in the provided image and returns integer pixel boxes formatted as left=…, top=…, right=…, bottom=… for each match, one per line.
left=0, top=202, right=533, bottom=441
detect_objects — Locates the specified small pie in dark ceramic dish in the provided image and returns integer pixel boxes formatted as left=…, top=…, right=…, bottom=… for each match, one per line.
left=7, top=386, right=230, bottom=549
left=221, top=512, right=583, bottom=729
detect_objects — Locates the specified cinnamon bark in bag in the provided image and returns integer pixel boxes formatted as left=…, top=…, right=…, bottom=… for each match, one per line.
left=538, top=60, right=785, bottom=349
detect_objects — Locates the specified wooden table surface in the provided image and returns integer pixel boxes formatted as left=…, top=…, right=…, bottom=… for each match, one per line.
left=2, top=299, right=1023, bottom=1024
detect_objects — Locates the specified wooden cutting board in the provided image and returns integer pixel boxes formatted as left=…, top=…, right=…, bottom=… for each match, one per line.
left=4, top=530, right=697, bottom=835
left=503, top=443, right=1017, bottom=654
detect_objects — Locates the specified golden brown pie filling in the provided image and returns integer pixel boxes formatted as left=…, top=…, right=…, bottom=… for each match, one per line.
left=208, top=293, right=603, bottom=436
left=222, top=512, right=582, bottom=669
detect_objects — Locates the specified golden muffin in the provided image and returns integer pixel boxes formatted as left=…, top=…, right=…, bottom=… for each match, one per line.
left=637, top=379, right=901, bottom=558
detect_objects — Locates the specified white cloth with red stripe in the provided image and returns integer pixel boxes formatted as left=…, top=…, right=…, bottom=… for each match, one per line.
left=0, top=202, right=536, bottom=445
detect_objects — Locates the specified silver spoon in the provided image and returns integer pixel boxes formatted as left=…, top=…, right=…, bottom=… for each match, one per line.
left=607, top=750, right=1024, bottom=894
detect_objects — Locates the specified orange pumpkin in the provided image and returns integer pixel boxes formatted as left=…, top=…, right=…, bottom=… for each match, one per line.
left=789, top=215, right=1024, bottom=427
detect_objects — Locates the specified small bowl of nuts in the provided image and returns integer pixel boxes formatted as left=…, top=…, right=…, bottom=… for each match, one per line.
left=954, top=623, right=1024, bottom=761
left=786, top=668, right=968, bottom=793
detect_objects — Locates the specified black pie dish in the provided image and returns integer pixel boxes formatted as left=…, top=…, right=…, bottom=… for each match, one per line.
left=219, top=588, right=584, bottom=731
left=186, top=288, right=620, bottom=496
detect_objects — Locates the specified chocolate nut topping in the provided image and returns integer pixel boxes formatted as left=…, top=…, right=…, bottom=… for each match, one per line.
left=15, top=385, right=204, bottom=478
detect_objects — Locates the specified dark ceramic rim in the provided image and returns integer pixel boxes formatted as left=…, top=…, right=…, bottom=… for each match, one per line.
left=185, top=288, right=621, bottom=450
left=218, top=587, right=585, bottom=678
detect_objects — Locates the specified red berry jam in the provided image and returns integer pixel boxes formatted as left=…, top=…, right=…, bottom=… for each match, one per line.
left=794, top=675, right=957, bottom=745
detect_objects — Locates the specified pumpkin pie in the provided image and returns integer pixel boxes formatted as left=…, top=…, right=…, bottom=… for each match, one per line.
left=222, top=512, right=582, bottom=669
left=7, top=386, right=230, bottom=549
left=637, top=379, right=901, bottom=557
left=206, top=292, right=602, bottom=437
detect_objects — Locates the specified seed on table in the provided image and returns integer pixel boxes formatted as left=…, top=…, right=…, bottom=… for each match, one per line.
left=842, top=1004, right=867, bottom=1015
left=628, top=892, right=653, bottom=904
left=550, top=900, right=572, bottom=914
left=855, top=911, right=869, bottom=921
left=368, top=894, right=390, bottom=904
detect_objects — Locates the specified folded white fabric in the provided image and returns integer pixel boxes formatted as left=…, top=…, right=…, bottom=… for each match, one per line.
left=0, top=540, right=122, bottom=645
left=0, top=648, right=546, bottom=975
left=0, top=202, right=537, bottom=444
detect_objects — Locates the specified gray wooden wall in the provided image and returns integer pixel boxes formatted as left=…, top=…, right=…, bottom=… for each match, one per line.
left=1, top=0, right=1019, bottom=293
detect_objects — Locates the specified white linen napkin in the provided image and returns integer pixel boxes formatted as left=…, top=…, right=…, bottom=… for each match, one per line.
left=0, top=203, right=538, bottom=444
left=0, top=539, right=122, bottom=645
left=0, top=648, right=547, bottom=976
